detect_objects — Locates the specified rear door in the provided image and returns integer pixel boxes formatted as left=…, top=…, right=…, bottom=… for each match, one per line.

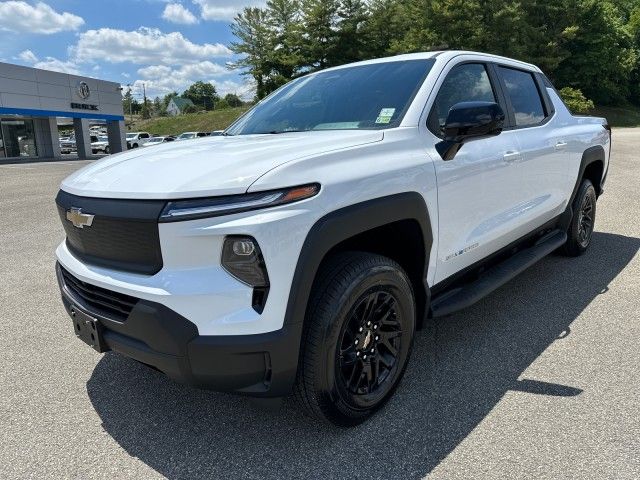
left=425, top=61, right=526, bottom=284
left=494, top=65, right=569, bottom=230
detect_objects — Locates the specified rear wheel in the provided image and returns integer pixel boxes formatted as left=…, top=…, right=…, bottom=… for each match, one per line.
left=562, top=179, right=597, bottom=256
left=294, top=252, right=415, bottom=426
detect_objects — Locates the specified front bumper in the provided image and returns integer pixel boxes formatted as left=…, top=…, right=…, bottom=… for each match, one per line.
left=56, top=263, right=301, bottom=397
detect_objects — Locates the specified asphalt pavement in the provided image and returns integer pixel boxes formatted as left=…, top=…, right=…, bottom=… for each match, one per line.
left=0, top=131, right=638, bottom=479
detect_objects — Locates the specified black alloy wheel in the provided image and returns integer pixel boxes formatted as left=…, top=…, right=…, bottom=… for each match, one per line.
left=295, top=252, right=415, bottom=426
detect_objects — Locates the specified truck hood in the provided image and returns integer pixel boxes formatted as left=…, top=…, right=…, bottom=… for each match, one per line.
left=60, top=130, right=383, bottom=199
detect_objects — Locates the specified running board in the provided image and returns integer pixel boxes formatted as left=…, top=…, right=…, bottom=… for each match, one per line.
left=430, top=230, right=567, bottom=318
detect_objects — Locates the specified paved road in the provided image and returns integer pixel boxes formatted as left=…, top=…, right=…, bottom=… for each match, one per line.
left=1, top=131, right=638, bottom=479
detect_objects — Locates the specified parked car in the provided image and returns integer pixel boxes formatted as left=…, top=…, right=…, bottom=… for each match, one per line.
left=142, top=136, right=175, bottom=147
left=54, top=51, right=610, bottom=426
left=59, top=135, right=76, bottom=154
left=126, top=132, right=151, bottom=148
left=176, top=131, right=208, bottom=140
left=91, top=136, right=110, bottom=154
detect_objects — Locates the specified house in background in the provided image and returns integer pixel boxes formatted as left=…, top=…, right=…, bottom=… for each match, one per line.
left=166, top=97, right=195, bottom=116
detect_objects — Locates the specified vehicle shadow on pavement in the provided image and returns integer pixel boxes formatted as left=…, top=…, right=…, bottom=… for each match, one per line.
left=86, top=232, right=639, bottom=480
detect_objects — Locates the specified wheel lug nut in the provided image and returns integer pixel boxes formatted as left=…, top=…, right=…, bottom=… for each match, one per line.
left=356, top=351, right=360, bottom=356
left=354, top=339, right=358, bottom=345
left=373, top=324, right=378, bottom=330
left=375, top=335, right=379, bottom=341
left=367, top=321, right=371, bottom=326
left=359, top=327, right=363, bottom=332
left=363, top=355, right=367, bottom=359
left=370, top=348, right=374, bottom=353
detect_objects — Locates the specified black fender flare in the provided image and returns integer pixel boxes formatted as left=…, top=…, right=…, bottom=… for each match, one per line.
left=559, top=145, right=606, bottom=231
left=283, top=192, right=433, bottom=329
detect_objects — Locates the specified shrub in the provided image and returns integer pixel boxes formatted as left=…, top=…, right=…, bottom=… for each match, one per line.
left=559, top=87, right=595, bottom=114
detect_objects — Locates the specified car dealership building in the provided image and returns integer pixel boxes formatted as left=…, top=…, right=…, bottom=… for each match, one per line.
left=0, top=61, right=125, bottom=162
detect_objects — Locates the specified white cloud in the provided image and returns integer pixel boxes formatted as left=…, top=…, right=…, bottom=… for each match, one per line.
left=72, top=27, right=231, bottom=65
left=130, top=60, right=256, bottom=99
left=162, top=3, right=198, bottom=24
left=193, top=0, right=265, bottom=21
left=33, top=57, right=81, bottom=75
left=17, top=49, right=38, bottom=63
left=133, top=60, right=230, bottom=96
left=0, top=1, right=84, bottom=34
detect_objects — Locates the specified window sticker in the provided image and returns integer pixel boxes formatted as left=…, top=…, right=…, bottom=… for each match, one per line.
left=375, top=107, right=396, bottom=124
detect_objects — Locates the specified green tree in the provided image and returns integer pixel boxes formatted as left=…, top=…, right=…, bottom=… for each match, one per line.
left=299, top=0, right=339, bottom=70
left=182, top=81, right=219, bottom=110
left=267, top=0, right=303, bottom=88
left=230, top=7, right=274, bottom=99
left=559, top=87, right=595, bottom=113
left=331, top=0, right=368, bottom=65
left=122, top=87, right=134, bottom=116
left=152, top=96, right=164, bottom=116
left=224, top=93, right=244, bottom=107
left=140, top=99, right=151, bottom=119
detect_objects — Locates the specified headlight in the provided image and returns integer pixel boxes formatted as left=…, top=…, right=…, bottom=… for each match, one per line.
left=159, top=183, right=320, bottom=222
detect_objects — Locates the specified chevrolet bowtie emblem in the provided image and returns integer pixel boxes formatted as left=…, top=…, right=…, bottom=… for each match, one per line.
left=66, top=207, right=95, bottom=229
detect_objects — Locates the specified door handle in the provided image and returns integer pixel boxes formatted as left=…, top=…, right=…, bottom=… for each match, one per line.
left=555, top=141, right=568, bottom=150
left=503, top=151, right=520, bottom=163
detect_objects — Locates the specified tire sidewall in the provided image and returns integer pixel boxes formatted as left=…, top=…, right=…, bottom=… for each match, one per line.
left=313, top=263, right=415, bottom=421
left=570, top=181, right=597, bottom=254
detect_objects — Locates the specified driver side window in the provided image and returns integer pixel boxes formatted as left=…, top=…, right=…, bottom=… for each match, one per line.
left=428, top=63, right=496, bottom=136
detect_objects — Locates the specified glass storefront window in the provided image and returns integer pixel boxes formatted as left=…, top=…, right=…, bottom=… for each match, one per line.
left=0, top=119, right=38, bottom=158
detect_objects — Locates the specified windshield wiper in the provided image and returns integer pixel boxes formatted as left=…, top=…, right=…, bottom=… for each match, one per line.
left=263, top=129, right=308, bottom=135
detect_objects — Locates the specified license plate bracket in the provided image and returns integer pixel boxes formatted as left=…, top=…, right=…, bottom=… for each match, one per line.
left=70, top=306, right=106, bottom=353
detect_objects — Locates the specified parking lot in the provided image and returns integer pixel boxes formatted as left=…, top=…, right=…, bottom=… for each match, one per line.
left=0, top=130, right=638, bottom=479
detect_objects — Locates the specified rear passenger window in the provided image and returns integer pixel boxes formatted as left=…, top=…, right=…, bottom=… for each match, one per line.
left=498, top=67, right=545, bottom=127
left=429, top=63, right=496, bottom=135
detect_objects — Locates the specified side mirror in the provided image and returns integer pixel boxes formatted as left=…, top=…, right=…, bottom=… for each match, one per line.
left=435, top=101, right=505, bottom=161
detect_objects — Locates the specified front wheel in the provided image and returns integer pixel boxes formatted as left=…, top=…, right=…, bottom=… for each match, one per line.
left=294, top=252, right=415, bottom=426
left=562, top=179, right=597, bottom=256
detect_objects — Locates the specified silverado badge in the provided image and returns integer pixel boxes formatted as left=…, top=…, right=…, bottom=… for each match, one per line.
left=66, top=207, right=94, bottom=229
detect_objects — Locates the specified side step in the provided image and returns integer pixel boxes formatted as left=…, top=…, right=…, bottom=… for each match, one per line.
left=431, top=230, right=567, bottom=318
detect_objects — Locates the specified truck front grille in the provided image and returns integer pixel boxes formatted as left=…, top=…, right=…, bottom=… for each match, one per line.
left=56, top=190, right=166, bottom=275
left=59, top=265, right=138, bottom=321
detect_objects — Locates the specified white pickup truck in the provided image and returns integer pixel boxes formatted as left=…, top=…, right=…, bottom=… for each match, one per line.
left=54, top=51, right=610, bottom=426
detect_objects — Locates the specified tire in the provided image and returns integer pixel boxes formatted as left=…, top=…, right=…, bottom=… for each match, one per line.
left=294, top=252, right=416, bottom=426
left=562, top=179, right=597, bottom=256
left=132, top=143, right=138, bottom=148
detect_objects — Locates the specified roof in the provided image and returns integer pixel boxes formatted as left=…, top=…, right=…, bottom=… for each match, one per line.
left=170, top=97, right=195, bottom=110
left=318, top=50, right=541, bottom=74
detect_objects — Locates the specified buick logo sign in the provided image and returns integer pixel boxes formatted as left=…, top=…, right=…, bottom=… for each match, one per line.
left=77, top=81, right=91, bottom=100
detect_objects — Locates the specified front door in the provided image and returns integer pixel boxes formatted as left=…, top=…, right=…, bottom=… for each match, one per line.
left=426, top=62, right=526, bottom=284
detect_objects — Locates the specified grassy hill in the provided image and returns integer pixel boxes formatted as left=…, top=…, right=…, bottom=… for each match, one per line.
left=126, top=103, right=640, bottom=135
left=129, top=106, right=250, bottom=135
left=591, top=105, right=640, bottom=128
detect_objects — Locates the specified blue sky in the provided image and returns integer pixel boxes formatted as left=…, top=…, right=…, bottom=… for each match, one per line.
left=0, top=0, right=264, bottom=100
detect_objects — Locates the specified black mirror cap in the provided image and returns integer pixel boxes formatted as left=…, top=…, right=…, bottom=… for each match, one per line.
left=443, top=101, right=505, bottom=142
left=436, top=101, right=505, bottom=161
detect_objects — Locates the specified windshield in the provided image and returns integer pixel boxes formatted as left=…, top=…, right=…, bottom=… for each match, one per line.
left=98, top=136, right=108, bottom=142
left=226, top=59, right=435, bottom=135
left=126, top=133, right=136, bottom=139
left=179, top=133, right=195, bottom=139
